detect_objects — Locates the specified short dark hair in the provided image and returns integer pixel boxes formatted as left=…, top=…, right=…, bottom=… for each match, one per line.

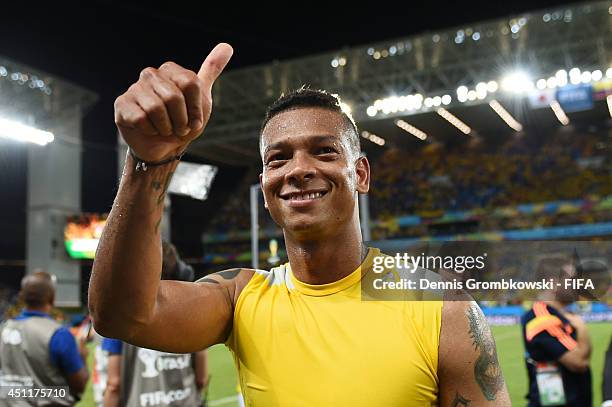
left=20, top=271, right=55, bottom=308
left=260, top=87, right=361, bottom=158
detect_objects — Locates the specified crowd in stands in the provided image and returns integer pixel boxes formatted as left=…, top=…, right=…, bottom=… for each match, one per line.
left=203, top=130, right=611, bottom=247
left=370, top=131, right=611, bottom=219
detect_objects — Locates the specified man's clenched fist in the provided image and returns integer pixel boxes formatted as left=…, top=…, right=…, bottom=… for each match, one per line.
left=114, top=43, right=233, bottom=162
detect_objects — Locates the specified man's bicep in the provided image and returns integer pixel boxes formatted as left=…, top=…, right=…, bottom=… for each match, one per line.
left=438, top=300, right=511, bottom=406
left=126, top=268, right=253, bottom=353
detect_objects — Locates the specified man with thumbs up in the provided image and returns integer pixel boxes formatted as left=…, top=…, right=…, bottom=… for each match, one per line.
left=90, top=43, right=510, bottom=406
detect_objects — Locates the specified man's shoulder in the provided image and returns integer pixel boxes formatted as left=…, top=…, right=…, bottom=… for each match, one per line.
left=195, top=267, right=260, bottom=307
left=195, top=267, right=257, bottom=284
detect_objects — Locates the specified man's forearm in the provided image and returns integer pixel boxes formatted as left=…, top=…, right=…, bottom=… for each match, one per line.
left=103, top=387, right=120, bottom=407
left=89, top=153, right=178, bottom=338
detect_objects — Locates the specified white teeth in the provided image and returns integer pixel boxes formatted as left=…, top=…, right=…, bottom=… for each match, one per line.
left=288, top=192, right=324, bottom=200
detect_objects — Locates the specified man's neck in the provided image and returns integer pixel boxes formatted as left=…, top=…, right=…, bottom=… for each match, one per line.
left=24, top=305, right=51, bottom=315
left=284, top=222, right=366, bottom=285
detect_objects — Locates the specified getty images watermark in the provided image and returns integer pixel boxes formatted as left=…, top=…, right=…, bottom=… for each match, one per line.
left=361, top=241, right=611, bottom=302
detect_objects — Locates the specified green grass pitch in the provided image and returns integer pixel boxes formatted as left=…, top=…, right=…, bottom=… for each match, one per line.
left=77, top=322, right=611, bottom=406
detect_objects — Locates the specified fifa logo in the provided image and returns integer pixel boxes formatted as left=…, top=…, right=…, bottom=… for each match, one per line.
left=137, top=349, right=191, bottom=378
left=137, top=349, right=159, bottom=378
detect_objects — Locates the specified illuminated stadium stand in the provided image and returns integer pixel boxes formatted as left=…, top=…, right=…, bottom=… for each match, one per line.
left=189, top=1, right=612, bottom=274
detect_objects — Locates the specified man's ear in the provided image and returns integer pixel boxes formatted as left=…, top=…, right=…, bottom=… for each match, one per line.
left=259, top=173, right=268, bottom=209
left=355, top=155, right=370, bottom=194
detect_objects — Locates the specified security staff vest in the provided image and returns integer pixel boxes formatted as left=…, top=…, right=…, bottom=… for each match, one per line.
left=119, top=343, right=199, bottom=407
left=0, top=317, right=75, bottom=406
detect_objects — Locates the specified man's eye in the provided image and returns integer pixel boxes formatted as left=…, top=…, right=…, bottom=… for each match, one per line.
left=267, top=155, right=286, bottom=164
left=318, top=147, right=336, bottom=154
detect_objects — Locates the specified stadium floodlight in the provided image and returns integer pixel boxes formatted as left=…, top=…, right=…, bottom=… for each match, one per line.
left=569, top=68, right=581, bottom=85
left=0, top=117, right=54, bottom=146
left=607, top=68, right=612, bottom=78
left=581, top=71, right=592, bottom=83
left=501, top=72, right=533, bottom=93
left=475, top=83, right=487, bottom=100
left=436, top=108, right=472, bottom=135
left=546, top=77, right=557, bottom=89
left=395, top=119, right=428, bottom=140
left=489, top=100, right=523, bottom=132
left=536, top=79, right=547, bottom=90
left=366, top=106, right=377, bottom=117
left=456, top=86, right=468, bottom=96
left=457, top=86, right=468, bottom=103
left=550, top=100, right=570, bottom=126
left=361, top=131, right=385, bottom=146
left=607, top=95, right=612, bottom=119
left=591, top=70, right=603, bottom=81
left=441, top=95, right=452, bottom=105
left=487, top=81, right=499, bottom=93
left=556, top=75, right=568, bottom=87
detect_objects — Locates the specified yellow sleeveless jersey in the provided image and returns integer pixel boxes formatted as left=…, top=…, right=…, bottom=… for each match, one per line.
left=226, top=247, right=443, bottom=406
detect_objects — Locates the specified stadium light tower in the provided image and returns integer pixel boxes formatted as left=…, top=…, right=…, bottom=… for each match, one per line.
left=489, top=100, right=523, bottom=132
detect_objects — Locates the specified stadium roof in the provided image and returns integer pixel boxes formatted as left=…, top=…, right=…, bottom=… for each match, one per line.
left=191, top=0, right=612, bottom=165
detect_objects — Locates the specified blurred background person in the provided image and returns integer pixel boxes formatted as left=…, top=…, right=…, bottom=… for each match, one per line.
left=521, top=255, right=592, bottom=407
left=603, top=339, right=612, bottom=407
left=0, top=271, right=89, bottom=406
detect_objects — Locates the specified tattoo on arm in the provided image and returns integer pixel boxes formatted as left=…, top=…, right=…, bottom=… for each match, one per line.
left=156, top=171, right=174, bottom=205
left=216, top=269, right=241, bottom=280
left=466, top=303, right=505, bottom=401
left=151, top=171, right=174, bottom=234
left=197, top=278, right=220, bottom=285
left=196, top=269, right=241, bottom=285
left=451, top=392, right=471, bottom=406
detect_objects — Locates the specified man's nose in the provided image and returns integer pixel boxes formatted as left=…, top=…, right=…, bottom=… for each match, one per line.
left=284, top=151, right=316, bottom=183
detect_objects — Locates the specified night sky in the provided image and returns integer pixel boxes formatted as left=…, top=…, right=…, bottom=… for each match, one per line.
left=0, top=0, right=582, bottom=262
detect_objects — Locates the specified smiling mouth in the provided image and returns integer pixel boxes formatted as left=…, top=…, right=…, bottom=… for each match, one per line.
left=281, top=191, right=328, bottom=201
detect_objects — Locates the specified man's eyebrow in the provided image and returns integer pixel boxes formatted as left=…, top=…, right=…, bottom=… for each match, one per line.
left=263, top=135, right=339, bottom=156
